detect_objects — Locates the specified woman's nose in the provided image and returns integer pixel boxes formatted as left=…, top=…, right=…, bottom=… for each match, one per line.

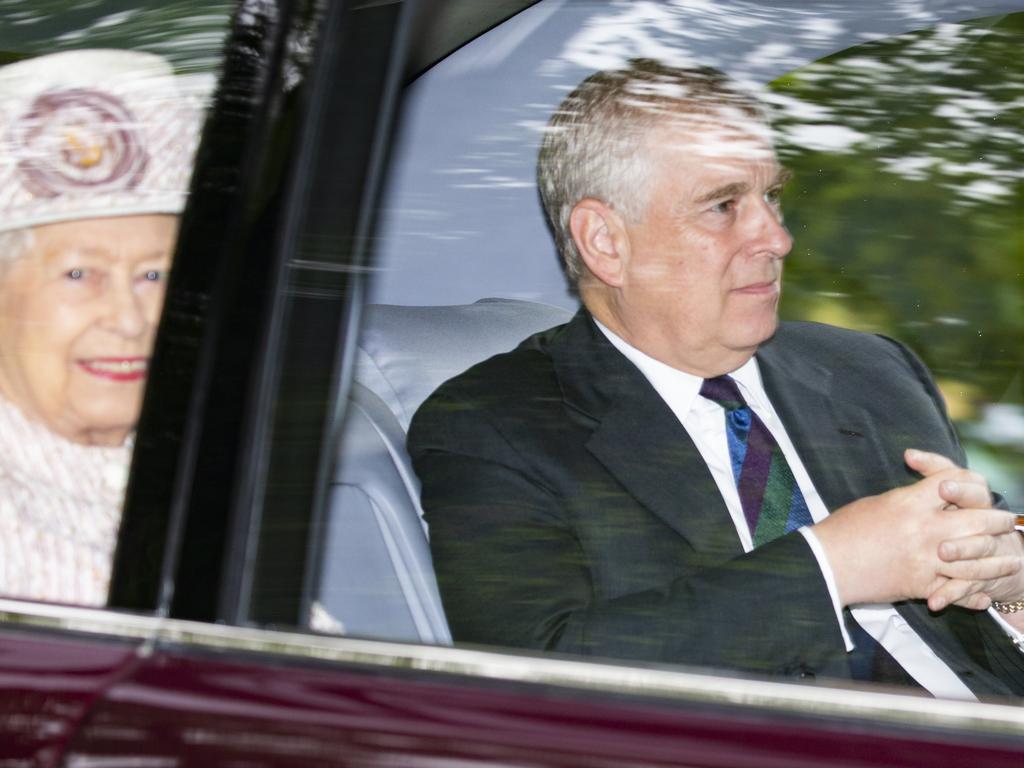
left=103, top=286, right=148, bottom=338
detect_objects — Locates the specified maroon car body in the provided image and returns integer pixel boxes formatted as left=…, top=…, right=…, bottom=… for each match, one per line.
left=2, top=600, right=1022, bottom=766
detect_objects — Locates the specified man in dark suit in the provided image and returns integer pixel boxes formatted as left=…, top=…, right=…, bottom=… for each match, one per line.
left=408, top=60, right=1024, bottom=697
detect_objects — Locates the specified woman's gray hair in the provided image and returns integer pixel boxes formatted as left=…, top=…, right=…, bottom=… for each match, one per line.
left=0, top=227, right=34, bottom=269
left=537, top=59, right=767, bottom=284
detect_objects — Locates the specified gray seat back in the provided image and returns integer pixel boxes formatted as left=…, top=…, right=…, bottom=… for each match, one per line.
left=315, top=298, right=574, bottom=644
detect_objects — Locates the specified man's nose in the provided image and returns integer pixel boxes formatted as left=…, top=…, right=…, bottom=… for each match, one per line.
left=747, top=200, right=792, bottom=259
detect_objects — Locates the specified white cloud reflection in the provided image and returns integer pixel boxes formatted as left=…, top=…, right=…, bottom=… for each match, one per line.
left=783, top=123, right=866, bottom=152
left=535, top=1, right=1023, bottom=211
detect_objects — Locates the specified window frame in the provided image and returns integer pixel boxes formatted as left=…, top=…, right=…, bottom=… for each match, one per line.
left=3, top=595, right=1024, bottom=763
left=109, top=0, right=416, bottom=625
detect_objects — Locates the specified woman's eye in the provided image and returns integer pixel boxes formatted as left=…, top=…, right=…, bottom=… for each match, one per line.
left=142, top=270, right=162, bottom=282
left=66, top=268, right=85, bottom=280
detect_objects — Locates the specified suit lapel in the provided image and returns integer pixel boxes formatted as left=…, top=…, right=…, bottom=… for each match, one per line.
left=757, top=331, right=895, bottom=509
left=759, top=328, right=1014, bottom=695
left=551, top=319, right=896, bottom=543
left=550, top=312, right=742, bottom=559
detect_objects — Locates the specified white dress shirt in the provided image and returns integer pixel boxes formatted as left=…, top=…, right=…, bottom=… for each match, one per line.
left=593, top=320, right=1023, bottom=699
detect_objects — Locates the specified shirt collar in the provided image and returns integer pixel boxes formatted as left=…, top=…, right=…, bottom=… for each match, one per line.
left=593, top=318, right=769, bottom=418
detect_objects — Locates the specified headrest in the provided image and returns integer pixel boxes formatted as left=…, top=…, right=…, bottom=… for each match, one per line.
left=355, top=299, right=573, bottom=430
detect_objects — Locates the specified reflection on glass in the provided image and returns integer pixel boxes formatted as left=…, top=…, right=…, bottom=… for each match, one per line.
left=0, top=0, right=234, bottom=72
left=772, top=12, right=1024, bottom=506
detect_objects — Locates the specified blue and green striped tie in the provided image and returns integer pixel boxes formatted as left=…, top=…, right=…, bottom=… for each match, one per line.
left=699, top=375, right=813, bottom=545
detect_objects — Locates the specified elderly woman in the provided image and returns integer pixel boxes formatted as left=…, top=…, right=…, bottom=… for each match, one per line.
left=0, top=49, right=209, bottom=605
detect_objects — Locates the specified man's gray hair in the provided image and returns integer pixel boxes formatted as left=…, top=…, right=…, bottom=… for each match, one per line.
left=537, top=59, right=767, bottom=283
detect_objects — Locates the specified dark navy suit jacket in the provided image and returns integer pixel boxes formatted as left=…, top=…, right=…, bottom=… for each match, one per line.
left=409, top=311, right=1024, bottom=697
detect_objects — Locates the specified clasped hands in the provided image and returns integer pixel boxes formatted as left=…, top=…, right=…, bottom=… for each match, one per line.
left=813, top=449, right=1024, bottom=625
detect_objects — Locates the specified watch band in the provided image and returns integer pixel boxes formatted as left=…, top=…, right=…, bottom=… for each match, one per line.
left=991, top=598, right=1024, bottom=614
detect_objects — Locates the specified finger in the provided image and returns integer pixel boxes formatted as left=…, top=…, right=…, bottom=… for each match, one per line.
left=952, top=592, right=992, bottom=611
left=935, top=554, right=1020, bottom=583
left=944, top=508, right=1019, bottom=538
left=923, top=574, right=950, bottom=596
left=978, top=509, right=1020, bottom=535
left=928, top=578, right=989, bottom=611
left=905, top=448, right=959, bottom=477
left=938, top=533, right=998, bottom=562
left=939, top=479, right=992, bottom=510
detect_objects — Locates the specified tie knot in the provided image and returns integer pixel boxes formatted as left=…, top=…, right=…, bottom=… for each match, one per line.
left=700, top=375, right=747, bottom=411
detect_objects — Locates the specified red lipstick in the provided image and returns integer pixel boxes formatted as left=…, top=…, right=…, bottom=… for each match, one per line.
left=76, top=357, right=149, bottom=382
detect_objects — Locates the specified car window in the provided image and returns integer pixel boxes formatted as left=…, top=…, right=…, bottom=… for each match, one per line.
left=0, top=1, right=233, bottom=608
left=291, top=0, right=1024, bottom=705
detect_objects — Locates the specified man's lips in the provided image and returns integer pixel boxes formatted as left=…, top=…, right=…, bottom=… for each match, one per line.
left=733, top=280, right=779, bottom=295
left=76, top=357, right=149, bottom=382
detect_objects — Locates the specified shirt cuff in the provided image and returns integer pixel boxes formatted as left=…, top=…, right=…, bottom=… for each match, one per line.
left=798, top=526, right=854, bottom=652
left=987, top=607, right=1024, bottom=653
left=990, top=524, right=1024, bottom=653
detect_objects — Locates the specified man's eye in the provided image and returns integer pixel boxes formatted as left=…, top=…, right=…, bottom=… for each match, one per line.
left=765, top=187, right=783, bottom=206
left=710, top=200, right=735, bottom=214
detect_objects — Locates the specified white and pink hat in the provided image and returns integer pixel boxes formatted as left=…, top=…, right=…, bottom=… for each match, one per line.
left=0, top=49, right=212, bottom=234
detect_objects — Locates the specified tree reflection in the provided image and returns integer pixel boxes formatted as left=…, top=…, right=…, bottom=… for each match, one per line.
left=771, top=12, right=1024, bottom=504
left=0, top=0, right=233, bottom=72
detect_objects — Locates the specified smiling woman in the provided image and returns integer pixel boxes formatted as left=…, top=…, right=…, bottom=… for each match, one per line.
left=0, top=49, right=209, bottom=606
left=0, top=215, right=176, bottom=446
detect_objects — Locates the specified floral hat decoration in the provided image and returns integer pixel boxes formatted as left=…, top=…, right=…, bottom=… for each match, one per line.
left=0, top=49, right=212, bottom=234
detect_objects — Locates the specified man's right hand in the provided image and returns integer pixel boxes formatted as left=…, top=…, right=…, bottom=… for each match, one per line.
left=811, top=449, right=1020, bottom=607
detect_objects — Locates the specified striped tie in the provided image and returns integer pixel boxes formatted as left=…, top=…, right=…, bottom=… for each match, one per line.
left=700, top=375, right=919, bottom=687
left=699, top=375, right=813, bottom=546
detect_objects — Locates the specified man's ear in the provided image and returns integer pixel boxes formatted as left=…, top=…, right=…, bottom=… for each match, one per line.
left=569, top=199, right=628, bottom=288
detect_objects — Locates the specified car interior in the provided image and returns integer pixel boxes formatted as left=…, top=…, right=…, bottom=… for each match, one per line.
left=316, top=298, right=572, bottom=643
left=309, top=0, right=1024, bottom=646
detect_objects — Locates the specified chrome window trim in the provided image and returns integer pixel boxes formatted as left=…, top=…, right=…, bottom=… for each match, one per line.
left=2, top=598, right=1022, bottom=736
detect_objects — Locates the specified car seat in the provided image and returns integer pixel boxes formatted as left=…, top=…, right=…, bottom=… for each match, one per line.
left=315, top=298, right=574, bottom=644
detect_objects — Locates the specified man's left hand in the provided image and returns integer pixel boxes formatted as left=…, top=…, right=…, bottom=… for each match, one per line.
left=908, top=450, right=1024, bottom=619
left=932, top=527, right=1024, bottom=624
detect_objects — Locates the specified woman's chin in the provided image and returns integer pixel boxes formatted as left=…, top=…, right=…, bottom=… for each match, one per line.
left=60, top=402, right=141, bottom=446
left=76, top=423, right=136, bottom=447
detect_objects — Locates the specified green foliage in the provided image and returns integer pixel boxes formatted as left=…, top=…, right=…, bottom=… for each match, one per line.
left=0, top=0, right=234, bottom=72
left=769, top=12, right=1024, bottom=502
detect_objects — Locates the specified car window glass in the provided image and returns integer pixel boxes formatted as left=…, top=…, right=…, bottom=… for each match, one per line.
left=0, top=1, right=232, bottom=608
left=771, top=11, right=1024, bottom=506
left=299, top=0, right=1024, bottom=705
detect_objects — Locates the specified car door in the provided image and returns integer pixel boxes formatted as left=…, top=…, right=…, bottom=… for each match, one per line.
left=0, top=1, right=234, bottom=762
left=1, top=2, right=1023, bottom=767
